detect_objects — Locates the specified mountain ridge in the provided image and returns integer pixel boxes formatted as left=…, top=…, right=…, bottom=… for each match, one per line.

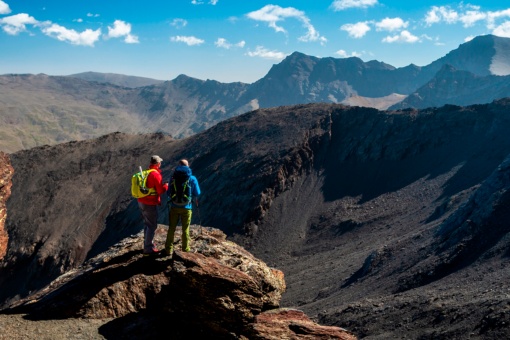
left=2, top=34, right=510, bottom=155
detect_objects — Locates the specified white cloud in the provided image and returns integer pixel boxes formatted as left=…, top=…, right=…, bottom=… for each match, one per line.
left=459, top=10, right=486, bottom=27
left=331, top=0, right=378, bottom=11
left=107, top=20, right=139, bottom=43
left=87, top=13, right=100, bottom=18
left=246, top=5, right=326, bottom=44
left=375, top=17, right=408, bottom=32
left=340, top=21, right=371, bottom=38
left=171, top=35, right=204, bottom=46
left=464, top=35, right=476, bottom=42
left=42, top=23, right=101, bottom=46
left=0, top=0, right=11, bottom=15
left=335, top=49, right=362, bottom=58
left=0, top=13, right=38, bottom=35
left=246, top=46, right=286, bottom=60
left=487, top=9, right=510, bottom=29
left=493, top=21, right=510, bottom=38
left=382, top=30, right=419, bottom=43
left=425, top=6, right=458, bottom=26
left=171, top=18, right=188, bottom=29
left=424, top=5, right=510, bottom=33
left=215, top=37, right=245, bottom=49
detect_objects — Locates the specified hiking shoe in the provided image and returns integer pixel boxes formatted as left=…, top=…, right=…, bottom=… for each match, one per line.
left=143, top=247, right=160, bottom=256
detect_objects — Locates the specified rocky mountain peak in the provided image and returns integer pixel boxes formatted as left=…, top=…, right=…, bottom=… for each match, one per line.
left=430, top=34, right=510, bottom=77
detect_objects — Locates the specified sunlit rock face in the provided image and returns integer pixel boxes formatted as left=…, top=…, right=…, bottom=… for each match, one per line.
left=0, top=152, right=13, bottom=260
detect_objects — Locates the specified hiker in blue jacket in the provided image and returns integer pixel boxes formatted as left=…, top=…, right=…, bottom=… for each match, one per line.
left=164, top=159, right=201, bottom=255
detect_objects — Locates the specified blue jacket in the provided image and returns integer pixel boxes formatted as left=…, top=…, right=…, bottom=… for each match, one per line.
left=169, top=165, right=200, bottom=209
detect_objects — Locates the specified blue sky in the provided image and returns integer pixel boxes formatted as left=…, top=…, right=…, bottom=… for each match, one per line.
left=1, top=1, right=509, bottom=83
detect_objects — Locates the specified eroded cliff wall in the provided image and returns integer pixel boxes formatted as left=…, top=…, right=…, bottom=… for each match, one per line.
left=0, top=152, right=13, bottom=260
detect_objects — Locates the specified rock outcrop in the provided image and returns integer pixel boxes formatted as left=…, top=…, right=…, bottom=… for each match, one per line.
left=0, top=152, right=13, bottom=260
left=4, top=226, right=355, bottom=339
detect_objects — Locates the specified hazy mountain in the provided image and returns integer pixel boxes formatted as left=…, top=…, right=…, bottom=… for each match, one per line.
left=0, top=73, right=251, bottom=152
left=2, top=34, right=510, bottom=154
left=2, top=100, right=510, bottom=338
left=68, top=71, right=165, bottom=88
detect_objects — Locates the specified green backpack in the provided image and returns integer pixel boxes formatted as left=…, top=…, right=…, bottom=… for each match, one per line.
left=131, top=167, right=157, bottom=198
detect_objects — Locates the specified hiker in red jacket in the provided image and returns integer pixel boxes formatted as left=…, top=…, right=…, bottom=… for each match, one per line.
left=138, top=155, right=168, bottom=255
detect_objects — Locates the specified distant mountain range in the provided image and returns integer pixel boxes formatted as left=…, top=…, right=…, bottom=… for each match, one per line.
left=2, top=34, right=510, bottom=153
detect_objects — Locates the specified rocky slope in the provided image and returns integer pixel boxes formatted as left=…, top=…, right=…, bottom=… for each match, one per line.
left=2, top=224, right=355, bottom=339
left=3, top=35, right=510, bottom=154
left=3, top=100, right=510, bottom=338
left=68, top=72, right=164, bottom=88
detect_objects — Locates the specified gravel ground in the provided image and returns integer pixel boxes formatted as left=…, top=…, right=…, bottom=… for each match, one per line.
left=0, top=314, right=110, bottom=340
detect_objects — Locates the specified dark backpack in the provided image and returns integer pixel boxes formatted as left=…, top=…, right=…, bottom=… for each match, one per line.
left=170, top=168, right=192, bottom=206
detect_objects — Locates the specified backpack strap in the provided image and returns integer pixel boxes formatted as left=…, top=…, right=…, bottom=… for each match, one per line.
left=143, top=169, right=158, bottom=196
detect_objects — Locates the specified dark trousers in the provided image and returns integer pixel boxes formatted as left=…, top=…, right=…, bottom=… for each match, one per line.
left=138, top=202, right=158, bottom=252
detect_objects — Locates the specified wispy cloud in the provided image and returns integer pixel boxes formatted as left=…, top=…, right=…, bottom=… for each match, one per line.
left=215, top=37, right=245, bottom=49
left=0, top=0, right=11, bottom=15
left=191, top=0, right=218, bottom=5
left=424, top=5, right=510, bottom=30
left=340, top=21, right=371, bottom=38
left=107, top=20, right=139, bottom=43
left=246, top=46, right=286, bottom=60
left=375, top=17, right=408, bottom=32
left=382, top=30, right=419, bottom=43
left=331, top=0, right=378, bottom=11
left=171, top=35, right=205, bottom=46
left=87, top=13, right=100, bottom=18
left=42, top=23, right=101, bottom=46
left=246, top=5, right=326, bottom=44
left=171, top=18, right=188, bottom=29
left=0, top=13, right=38, bottom=35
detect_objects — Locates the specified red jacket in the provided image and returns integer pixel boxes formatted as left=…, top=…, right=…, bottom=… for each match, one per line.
left=137, top=164, right=168, bottom=205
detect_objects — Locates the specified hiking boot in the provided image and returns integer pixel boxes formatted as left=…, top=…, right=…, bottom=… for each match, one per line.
left=160, top=249, right=172, bottom=257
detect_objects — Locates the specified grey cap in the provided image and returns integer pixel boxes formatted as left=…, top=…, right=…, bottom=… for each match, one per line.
left=150, top=155, right=163, bottom=164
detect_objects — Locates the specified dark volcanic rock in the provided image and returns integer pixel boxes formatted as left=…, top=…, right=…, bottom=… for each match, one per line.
left=3, top=227, right=354, bottom=339
left=4, top=100, right=510, bottom=338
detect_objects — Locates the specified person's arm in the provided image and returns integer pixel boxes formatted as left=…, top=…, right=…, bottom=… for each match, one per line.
left=192, top=177, right=201, bottom=197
